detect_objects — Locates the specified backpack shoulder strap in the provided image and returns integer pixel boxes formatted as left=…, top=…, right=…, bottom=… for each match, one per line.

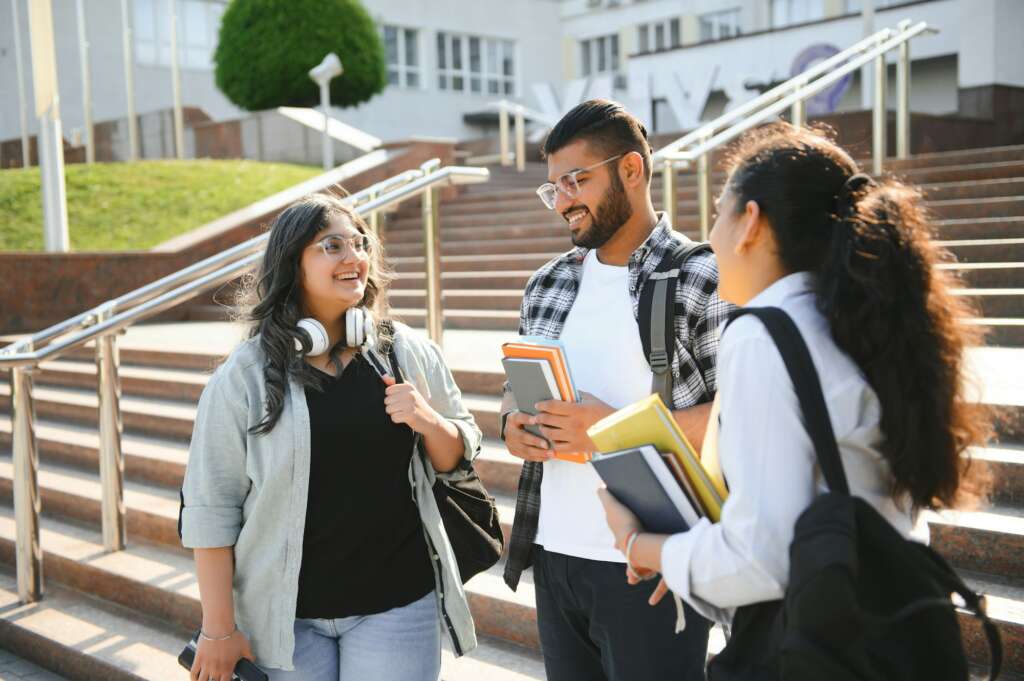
left=724, top=307, right=850, bottom=495
left=639, top=241, right=713, bottom=406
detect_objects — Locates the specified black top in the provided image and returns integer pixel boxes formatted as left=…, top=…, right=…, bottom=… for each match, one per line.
left=295, top=354, right=435, bottom=618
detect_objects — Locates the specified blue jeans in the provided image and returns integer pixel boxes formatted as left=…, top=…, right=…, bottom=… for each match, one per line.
left=266, top=592, right=441, bottom=681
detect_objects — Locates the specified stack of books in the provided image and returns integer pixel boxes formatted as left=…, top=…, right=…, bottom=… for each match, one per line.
left=501, top=337, right=588, bottom=463
left=587, top=393, right=728, bottom=527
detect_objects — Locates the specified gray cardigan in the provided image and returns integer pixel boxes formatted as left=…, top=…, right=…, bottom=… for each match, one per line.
left=180, top=322, right=482, bottom=670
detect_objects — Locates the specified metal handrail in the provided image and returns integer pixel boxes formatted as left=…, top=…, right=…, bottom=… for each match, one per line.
left=651, top=25, right=896, bottom=163
left=0, top=160, right=489, bottom=603
left=490, top=99, right=557, bottom=173
left=655, top=19, right=937, bottom=239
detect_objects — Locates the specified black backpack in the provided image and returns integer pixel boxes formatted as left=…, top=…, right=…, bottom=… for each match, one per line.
left=638, top=240, right=713, bottom=405
left=708, top=307, right=1003, bottom=681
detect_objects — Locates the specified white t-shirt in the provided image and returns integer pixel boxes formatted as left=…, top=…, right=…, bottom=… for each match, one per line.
left=535, top=249, right=654, bottom=562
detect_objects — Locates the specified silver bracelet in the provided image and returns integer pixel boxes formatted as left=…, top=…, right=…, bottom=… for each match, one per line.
left=199, top=626, right=237, bottom=642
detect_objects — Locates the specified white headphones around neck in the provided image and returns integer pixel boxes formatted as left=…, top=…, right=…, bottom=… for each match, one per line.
left=294, top=308, right=372, bottom=356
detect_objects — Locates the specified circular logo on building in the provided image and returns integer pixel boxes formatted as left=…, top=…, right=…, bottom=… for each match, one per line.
left=791, top=44, right=853, bottom=116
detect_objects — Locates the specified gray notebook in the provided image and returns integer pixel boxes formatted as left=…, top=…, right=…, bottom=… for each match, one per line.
left=502, top=357, right=560, bottom=443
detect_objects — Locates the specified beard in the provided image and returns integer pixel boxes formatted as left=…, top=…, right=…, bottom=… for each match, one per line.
left=571, top=171, right=633, bottom=249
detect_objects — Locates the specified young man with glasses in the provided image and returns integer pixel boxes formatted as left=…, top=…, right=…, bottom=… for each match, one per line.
left=501, top=99, right=732, bottom=681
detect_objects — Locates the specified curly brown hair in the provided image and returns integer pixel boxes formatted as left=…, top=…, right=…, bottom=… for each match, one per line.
left=724, top=123, right=992, bottom=511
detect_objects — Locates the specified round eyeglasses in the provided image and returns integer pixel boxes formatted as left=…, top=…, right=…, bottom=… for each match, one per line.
left=313, top=234, right=371, bottom=260
left=535, top=154, right=623, bottom=210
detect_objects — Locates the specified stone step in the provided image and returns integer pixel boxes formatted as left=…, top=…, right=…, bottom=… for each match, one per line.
left=393, top=309, right=520, bottom=332
left=392, top=271, right=535, bottom=292
left=943, top=239, right=1024, bottom=264
left=924, top=506, right=1024, bottom=581
left=392, top=289, right=525, bottom=311
left=942, top=262, right=1024, bottom=289
left=398, top=176, right=1024, bottom=219
left=388, top=195, right=1024, bottom=233
left=882, top=144, right=1024, bottom=170
left=959, top=570, right=1024, bottom=675
left=924, top=177, right=1024, bottom=202
left=0, top=567, right=187, bottom=681
left=934, top=216, right=1024, bottom=241
left=0, top=523, right=546, bottom=681
left=954, top=289, right=1024, bottom=319
left=0, top=414, right=188, bottom=490
left=0, top=382, right=196, bottom=443
left=387, top=236, right=574, bottom=258
left=390, top=253, right=557, bottom=274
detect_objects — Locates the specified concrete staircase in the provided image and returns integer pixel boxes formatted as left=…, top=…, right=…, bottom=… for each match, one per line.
left=0, top=144, right=1022, bottom=680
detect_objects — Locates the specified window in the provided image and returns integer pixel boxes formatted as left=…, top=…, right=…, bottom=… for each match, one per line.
left=845, top=0, right=903, bottom=11
left=699, top=8, right=741, bottom=42
left=382, top=25, right=420, bottom=88
left=437, top=32, right=515, bottom=95
left=133, top=0, right=225, bottom=70
left=579, top=33, right=619, bottom=76
left=635, top=18, right=681, bottom=53
left=770, top=0, right=824, bottom=28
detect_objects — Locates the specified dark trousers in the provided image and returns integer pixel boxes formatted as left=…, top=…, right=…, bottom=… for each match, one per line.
left=533, top=545, right=711, bottom=681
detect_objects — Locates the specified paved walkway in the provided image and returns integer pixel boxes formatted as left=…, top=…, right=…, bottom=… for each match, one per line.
left=0, top=648, right=69, bottom=681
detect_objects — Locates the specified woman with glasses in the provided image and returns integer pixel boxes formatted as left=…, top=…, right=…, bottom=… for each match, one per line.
left=180, top=194, right=481, bottom=681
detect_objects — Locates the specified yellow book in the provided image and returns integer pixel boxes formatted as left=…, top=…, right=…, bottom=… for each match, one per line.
left=587, top=394, right=728, bottom=522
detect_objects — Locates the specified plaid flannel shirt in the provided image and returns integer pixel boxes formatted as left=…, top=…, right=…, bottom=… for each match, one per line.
left=502, top=213, right=734, bottom=590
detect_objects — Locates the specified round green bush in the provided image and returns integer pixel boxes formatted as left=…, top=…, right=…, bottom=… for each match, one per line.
left=214, top=0, right=387, bottom=111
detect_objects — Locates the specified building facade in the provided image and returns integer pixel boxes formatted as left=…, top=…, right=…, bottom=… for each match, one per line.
left=0, top=0, right=1021, bottom=162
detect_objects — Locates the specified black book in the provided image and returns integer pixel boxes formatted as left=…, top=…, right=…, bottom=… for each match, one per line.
left=591, top=445, right=701, bottom=534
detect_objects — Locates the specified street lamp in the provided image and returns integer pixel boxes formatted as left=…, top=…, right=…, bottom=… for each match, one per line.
left=308, top=52, right=343, bottom=170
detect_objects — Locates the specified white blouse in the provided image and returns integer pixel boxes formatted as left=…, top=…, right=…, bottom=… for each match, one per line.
left=660, top=272, right=924, bottom=625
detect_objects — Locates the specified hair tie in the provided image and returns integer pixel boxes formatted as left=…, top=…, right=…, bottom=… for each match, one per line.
left=837, top=172, right=875, bottom=215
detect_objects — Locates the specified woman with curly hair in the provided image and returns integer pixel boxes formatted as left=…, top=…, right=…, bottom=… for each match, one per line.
left=180, top=193, right=480, bottom=681
left=600, top=123, right=992, bottom=664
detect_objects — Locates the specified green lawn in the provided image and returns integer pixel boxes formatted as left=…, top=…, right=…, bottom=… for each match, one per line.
left=0, top=159, right=322, bottom=251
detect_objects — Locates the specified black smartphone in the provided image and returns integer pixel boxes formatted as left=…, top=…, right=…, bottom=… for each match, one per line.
left=178, top=632, right=269, bottom=681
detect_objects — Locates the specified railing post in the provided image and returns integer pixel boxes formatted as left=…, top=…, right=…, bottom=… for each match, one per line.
left=662, top=159, right=677, bottom=229
left=514, top=105, right=526, bottom=173
left=896, top=24, right=911, bottom=159
left=697, top=135, right=712, bottom=241
left=498, top=103, right=511, bottom=167
left=9, top=341, right=42, bottom=602
left=367, top=189, right=380, bottom=236
left=420, top=161, right=444, bottom=347
left=95, top=304, right=126, bottom=552
left=872, top=40, right=888, bottom=175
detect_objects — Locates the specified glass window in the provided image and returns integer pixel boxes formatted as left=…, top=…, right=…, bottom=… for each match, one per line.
left=437, top=32, right=514, bottom=95
left=699, top=9, right=741, bottom=41
left=581, top=39, right=592, bottom=76
left=771, top=0, right=823, bottom=28
left=134, top=0, right=223, bottom=71
left=596, top=36, right=606, bottom=72
left=610, top=35, right=619, bottom=72
left=670, top=18, right=681, bottom=47
left=654, top=23, right=665, bottom=50
left=383, top=24, right=420, bottom=88
left=638, top=25, right=649, bottom=52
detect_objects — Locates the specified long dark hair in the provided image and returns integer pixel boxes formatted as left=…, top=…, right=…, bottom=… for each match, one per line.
left=725, top=123, right=991, bottom=511
left=236, top=193, right=393, bottom=435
